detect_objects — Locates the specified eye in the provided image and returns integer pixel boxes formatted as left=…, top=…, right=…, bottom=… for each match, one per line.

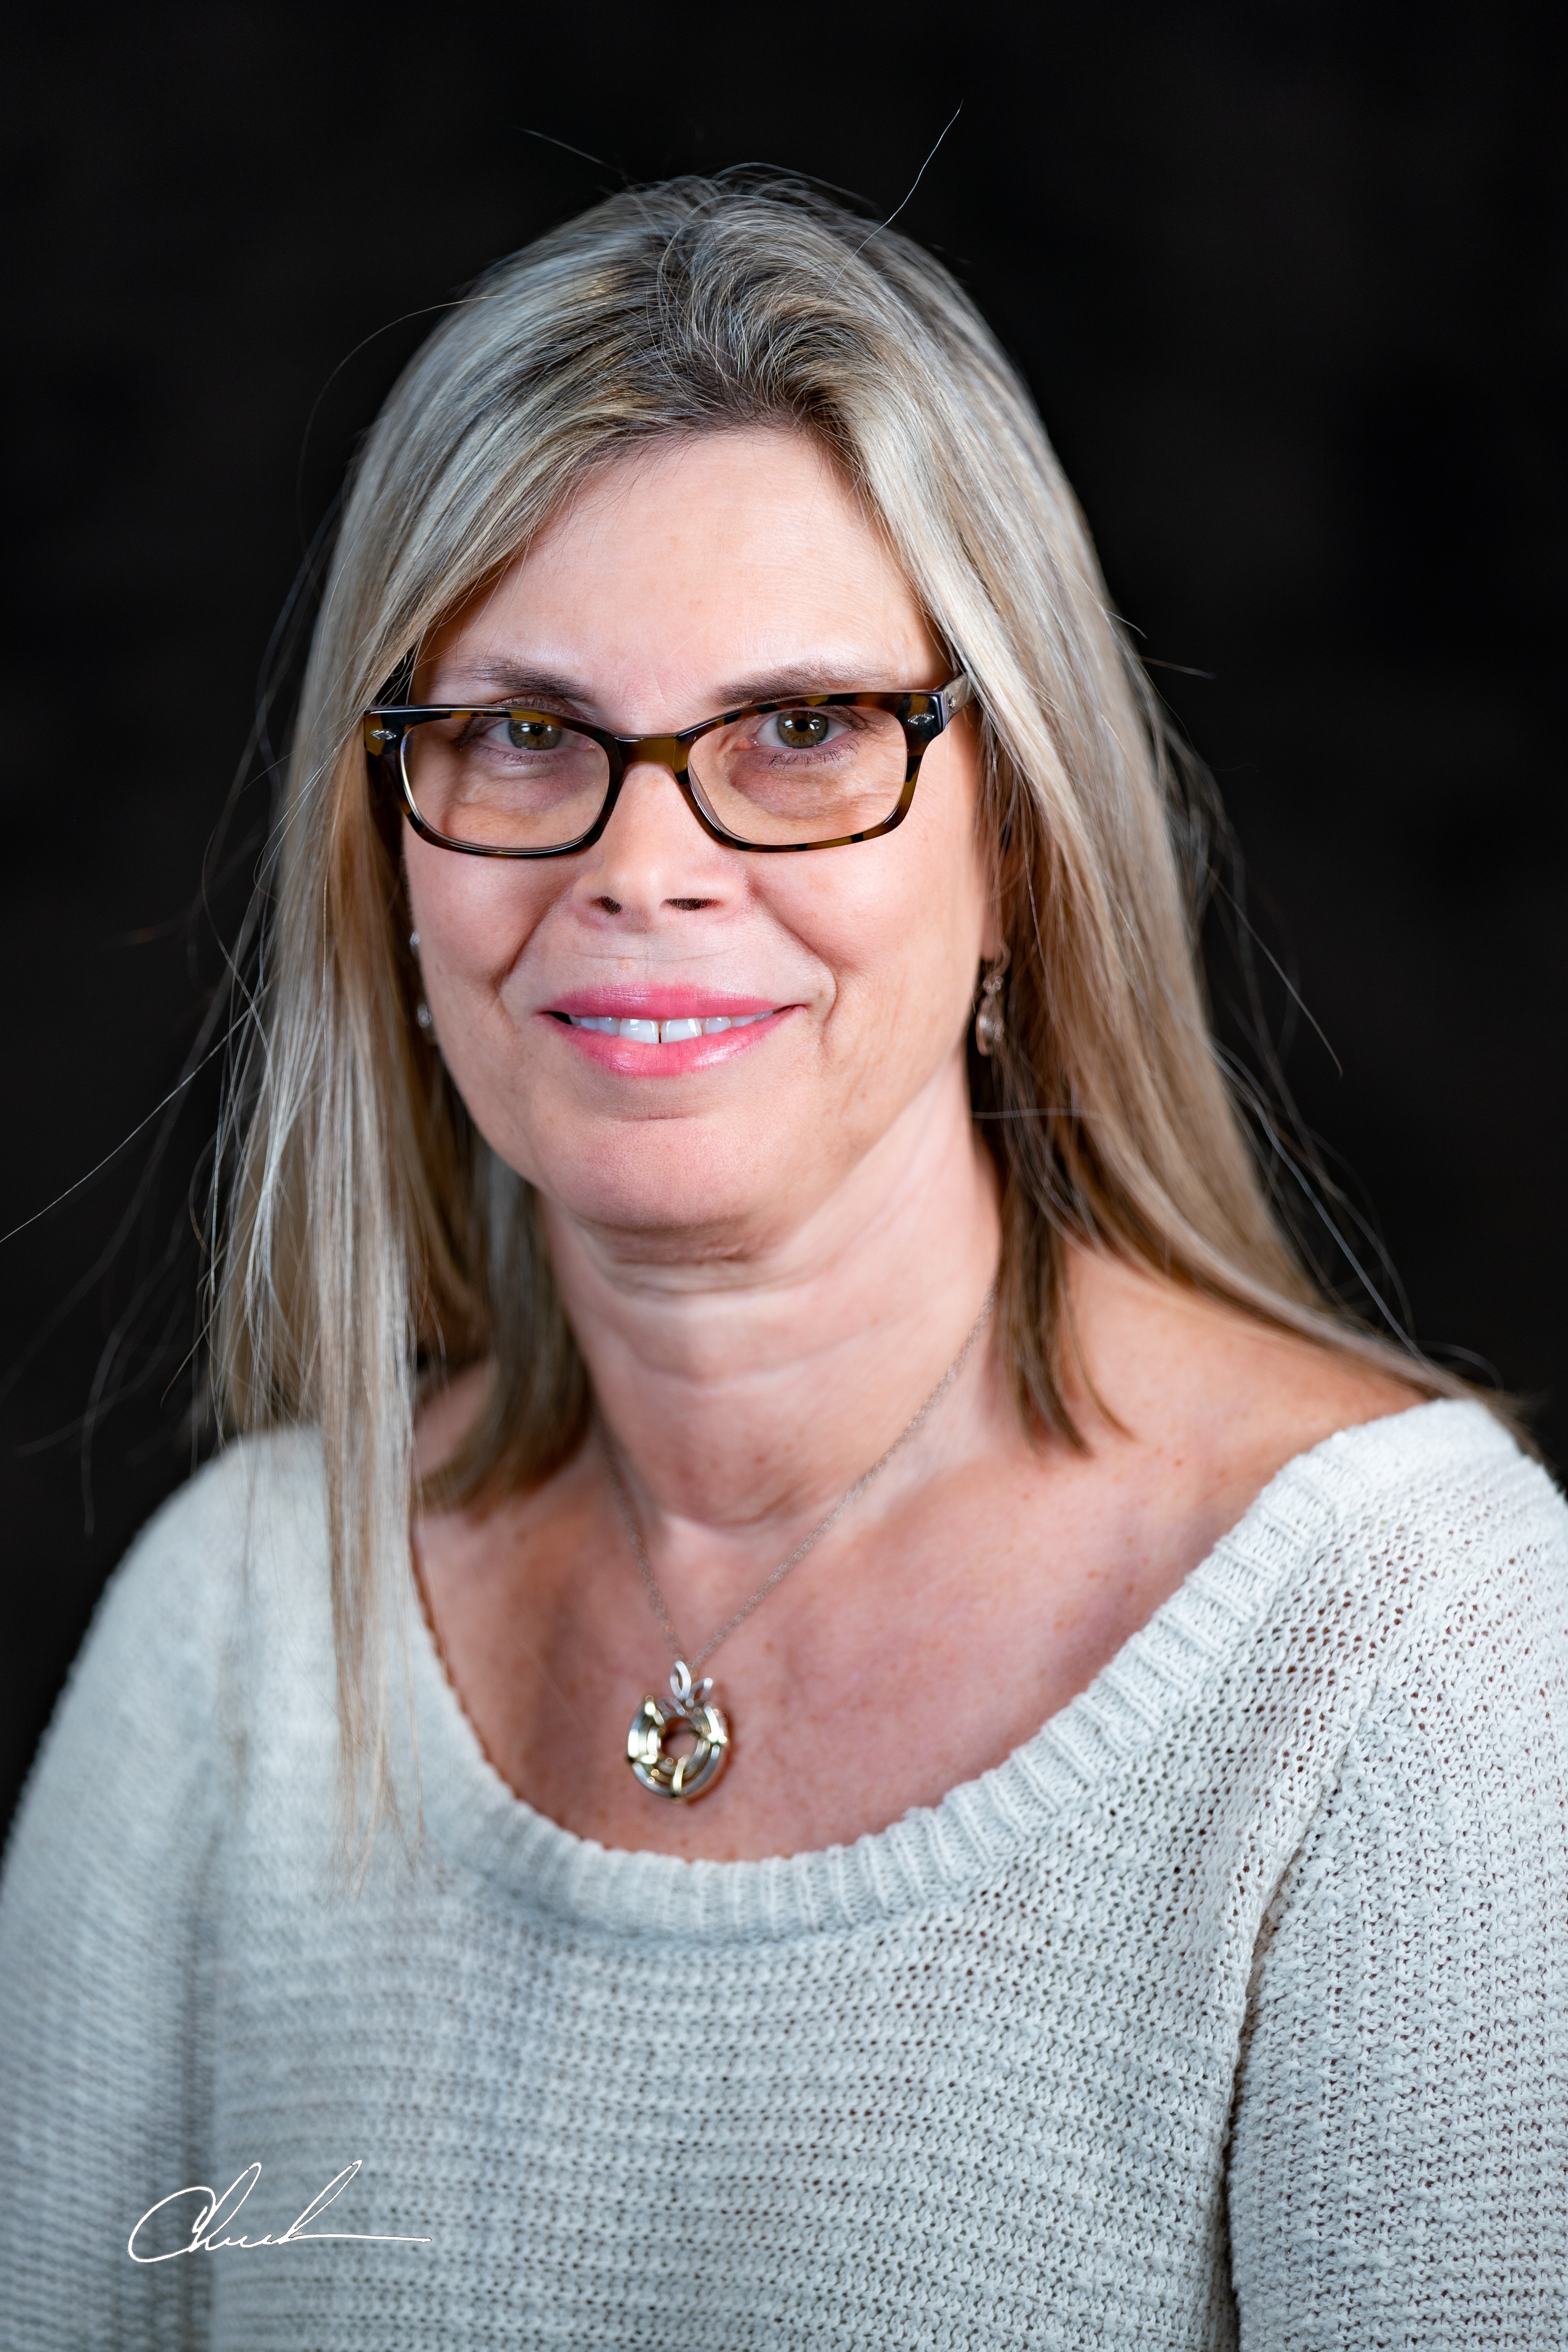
left=502, top=715, right=564, bottom=751
left=762, top=708, right=843, bottom=753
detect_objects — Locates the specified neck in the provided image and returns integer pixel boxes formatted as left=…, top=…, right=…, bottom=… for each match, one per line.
left=541, top=1053, right=1002, bottom=1547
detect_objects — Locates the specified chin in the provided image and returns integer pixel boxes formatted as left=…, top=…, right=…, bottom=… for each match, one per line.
left=530, top=1117, right=814, bottom=1249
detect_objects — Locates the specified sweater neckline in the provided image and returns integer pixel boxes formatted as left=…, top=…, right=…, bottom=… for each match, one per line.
left=408, top=1398, right=1498, bottom=1943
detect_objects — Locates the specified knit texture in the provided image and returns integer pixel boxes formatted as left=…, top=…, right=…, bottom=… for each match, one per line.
left=2, top=1400, right=1566, bottom=2348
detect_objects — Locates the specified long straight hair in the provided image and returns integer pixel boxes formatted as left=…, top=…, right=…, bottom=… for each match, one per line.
left=213, top=172, right=1471, bottom=1851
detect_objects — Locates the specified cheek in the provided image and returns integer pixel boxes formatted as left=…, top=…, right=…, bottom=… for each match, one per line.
left=404, top=837, right=550, bottom=991
left=799, top=751, right=987, bottom=1024
left=402, top=839, right=561, bottom=1159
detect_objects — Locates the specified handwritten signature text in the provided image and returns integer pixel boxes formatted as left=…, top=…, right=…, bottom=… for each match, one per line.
left=127, top=2161, right=431, bottom=2263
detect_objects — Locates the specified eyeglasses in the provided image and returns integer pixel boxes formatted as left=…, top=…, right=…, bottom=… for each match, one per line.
left=362, top=675, right=974, bottom=857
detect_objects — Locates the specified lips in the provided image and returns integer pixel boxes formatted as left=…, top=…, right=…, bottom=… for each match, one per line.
left=540, top=997, right=793, bottom=1073
left=544, top=990, right=777, bottom=1021
left=560, top=1009, right=776, bottom=1042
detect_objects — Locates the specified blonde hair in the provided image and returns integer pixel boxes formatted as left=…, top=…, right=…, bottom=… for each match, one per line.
left=214, top=171, right=1466, bottom=1847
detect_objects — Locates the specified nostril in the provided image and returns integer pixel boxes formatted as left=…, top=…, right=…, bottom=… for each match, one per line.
left=666, top=897, right=716, bottom=912
left=594, top=895, right=624, bottom=914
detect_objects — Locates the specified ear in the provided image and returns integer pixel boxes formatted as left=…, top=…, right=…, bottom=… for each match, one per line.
left=975, top=780, right=1006, bottom=965
left=978, top=860, right=1005, bottom=963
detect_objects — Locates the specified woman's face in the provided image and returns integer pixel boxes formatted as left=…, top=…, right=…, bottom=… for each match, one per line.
left=404, top=428, right=992, bottom=1256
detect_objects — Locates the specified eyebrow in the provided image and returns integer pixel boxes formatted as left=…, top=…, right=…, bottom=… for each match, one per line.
left=419, top=659, right=918, bottom=726
left=422, top=664, right=590, bottom=709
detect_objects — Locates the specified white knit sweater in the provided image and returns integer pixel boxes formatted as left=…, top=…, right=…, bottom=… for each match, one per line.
left=3, top=1400, right=1566, bottom=2348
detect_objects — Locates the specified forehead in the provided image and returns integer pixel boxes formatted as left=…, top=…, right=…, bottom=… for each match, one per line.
left=421, top=428, right=938, bottom=724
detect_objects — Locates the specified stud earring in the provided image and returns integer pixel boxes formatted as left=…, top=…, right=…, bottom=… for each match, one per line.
left=407, top=932, right=435, bottom=1040
left=975, top=944, right=1009, bottom=1057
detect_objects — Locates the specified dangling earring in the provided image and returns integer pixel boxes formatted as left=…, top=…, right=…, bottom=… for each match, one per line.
left=975, top=944, right=1009, bottom=1057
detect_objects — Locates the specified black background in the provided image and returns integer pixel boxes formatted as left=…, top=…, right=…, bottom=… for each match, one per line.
left=3, top=0, right=1563, bottom=1838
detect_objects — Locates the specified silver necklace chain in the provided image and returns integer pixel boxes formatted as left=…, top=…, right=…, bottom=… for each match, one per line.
left=605, top=1285, right=997, bottom=1680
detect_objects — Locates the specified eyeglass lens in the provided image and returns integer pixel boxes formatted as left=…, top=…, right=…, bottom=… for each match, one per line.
left=401, top=702, right=911, bottom=851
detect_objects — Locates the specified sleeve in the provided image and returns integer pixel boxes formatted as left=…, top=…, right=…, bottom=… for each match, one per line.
left=1228, top=1514, right=1568, bottom=2348
left=0, top=1454, right=249, bottom=2351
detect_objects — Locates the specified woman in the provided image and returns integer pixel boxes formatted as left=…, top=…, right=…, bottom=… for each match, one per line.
left=3, top=173, right=1564, bottom=2348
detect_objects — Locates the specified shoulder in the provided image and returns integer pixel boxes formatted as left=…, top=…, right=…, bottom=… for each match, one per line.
left=1252, top=1399, right=1568, bottom=1738
left=1065, top=1252, right=1560, bottom=1584
left=12, top=1428, right=330, bottom=1820
left=89, top=1423, right=329, bottom=1654
left=1, top=1428, right=333, bottom=1966
left=1286, top=1397, right=1564, bottom=1607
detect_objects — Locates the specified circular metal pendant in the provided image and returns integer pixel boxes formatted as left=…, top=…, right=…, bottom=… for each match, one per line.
left=626, top=1661, right=731, bottom=1802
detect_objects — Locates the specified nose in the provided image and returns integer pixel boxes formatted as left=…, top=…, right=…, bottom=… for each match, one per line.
left=571, top=753, right=739, bottom=922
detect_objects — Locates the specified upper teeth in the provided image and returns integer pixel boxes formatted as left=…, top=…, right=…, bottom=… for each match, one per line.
left=566, top=1011, right=775, bottom=1042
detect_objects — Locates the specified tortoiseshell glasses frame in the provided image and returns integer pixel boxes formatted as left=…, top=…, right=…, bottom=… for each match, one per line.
left=362, top=674, right=975, bottom=857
